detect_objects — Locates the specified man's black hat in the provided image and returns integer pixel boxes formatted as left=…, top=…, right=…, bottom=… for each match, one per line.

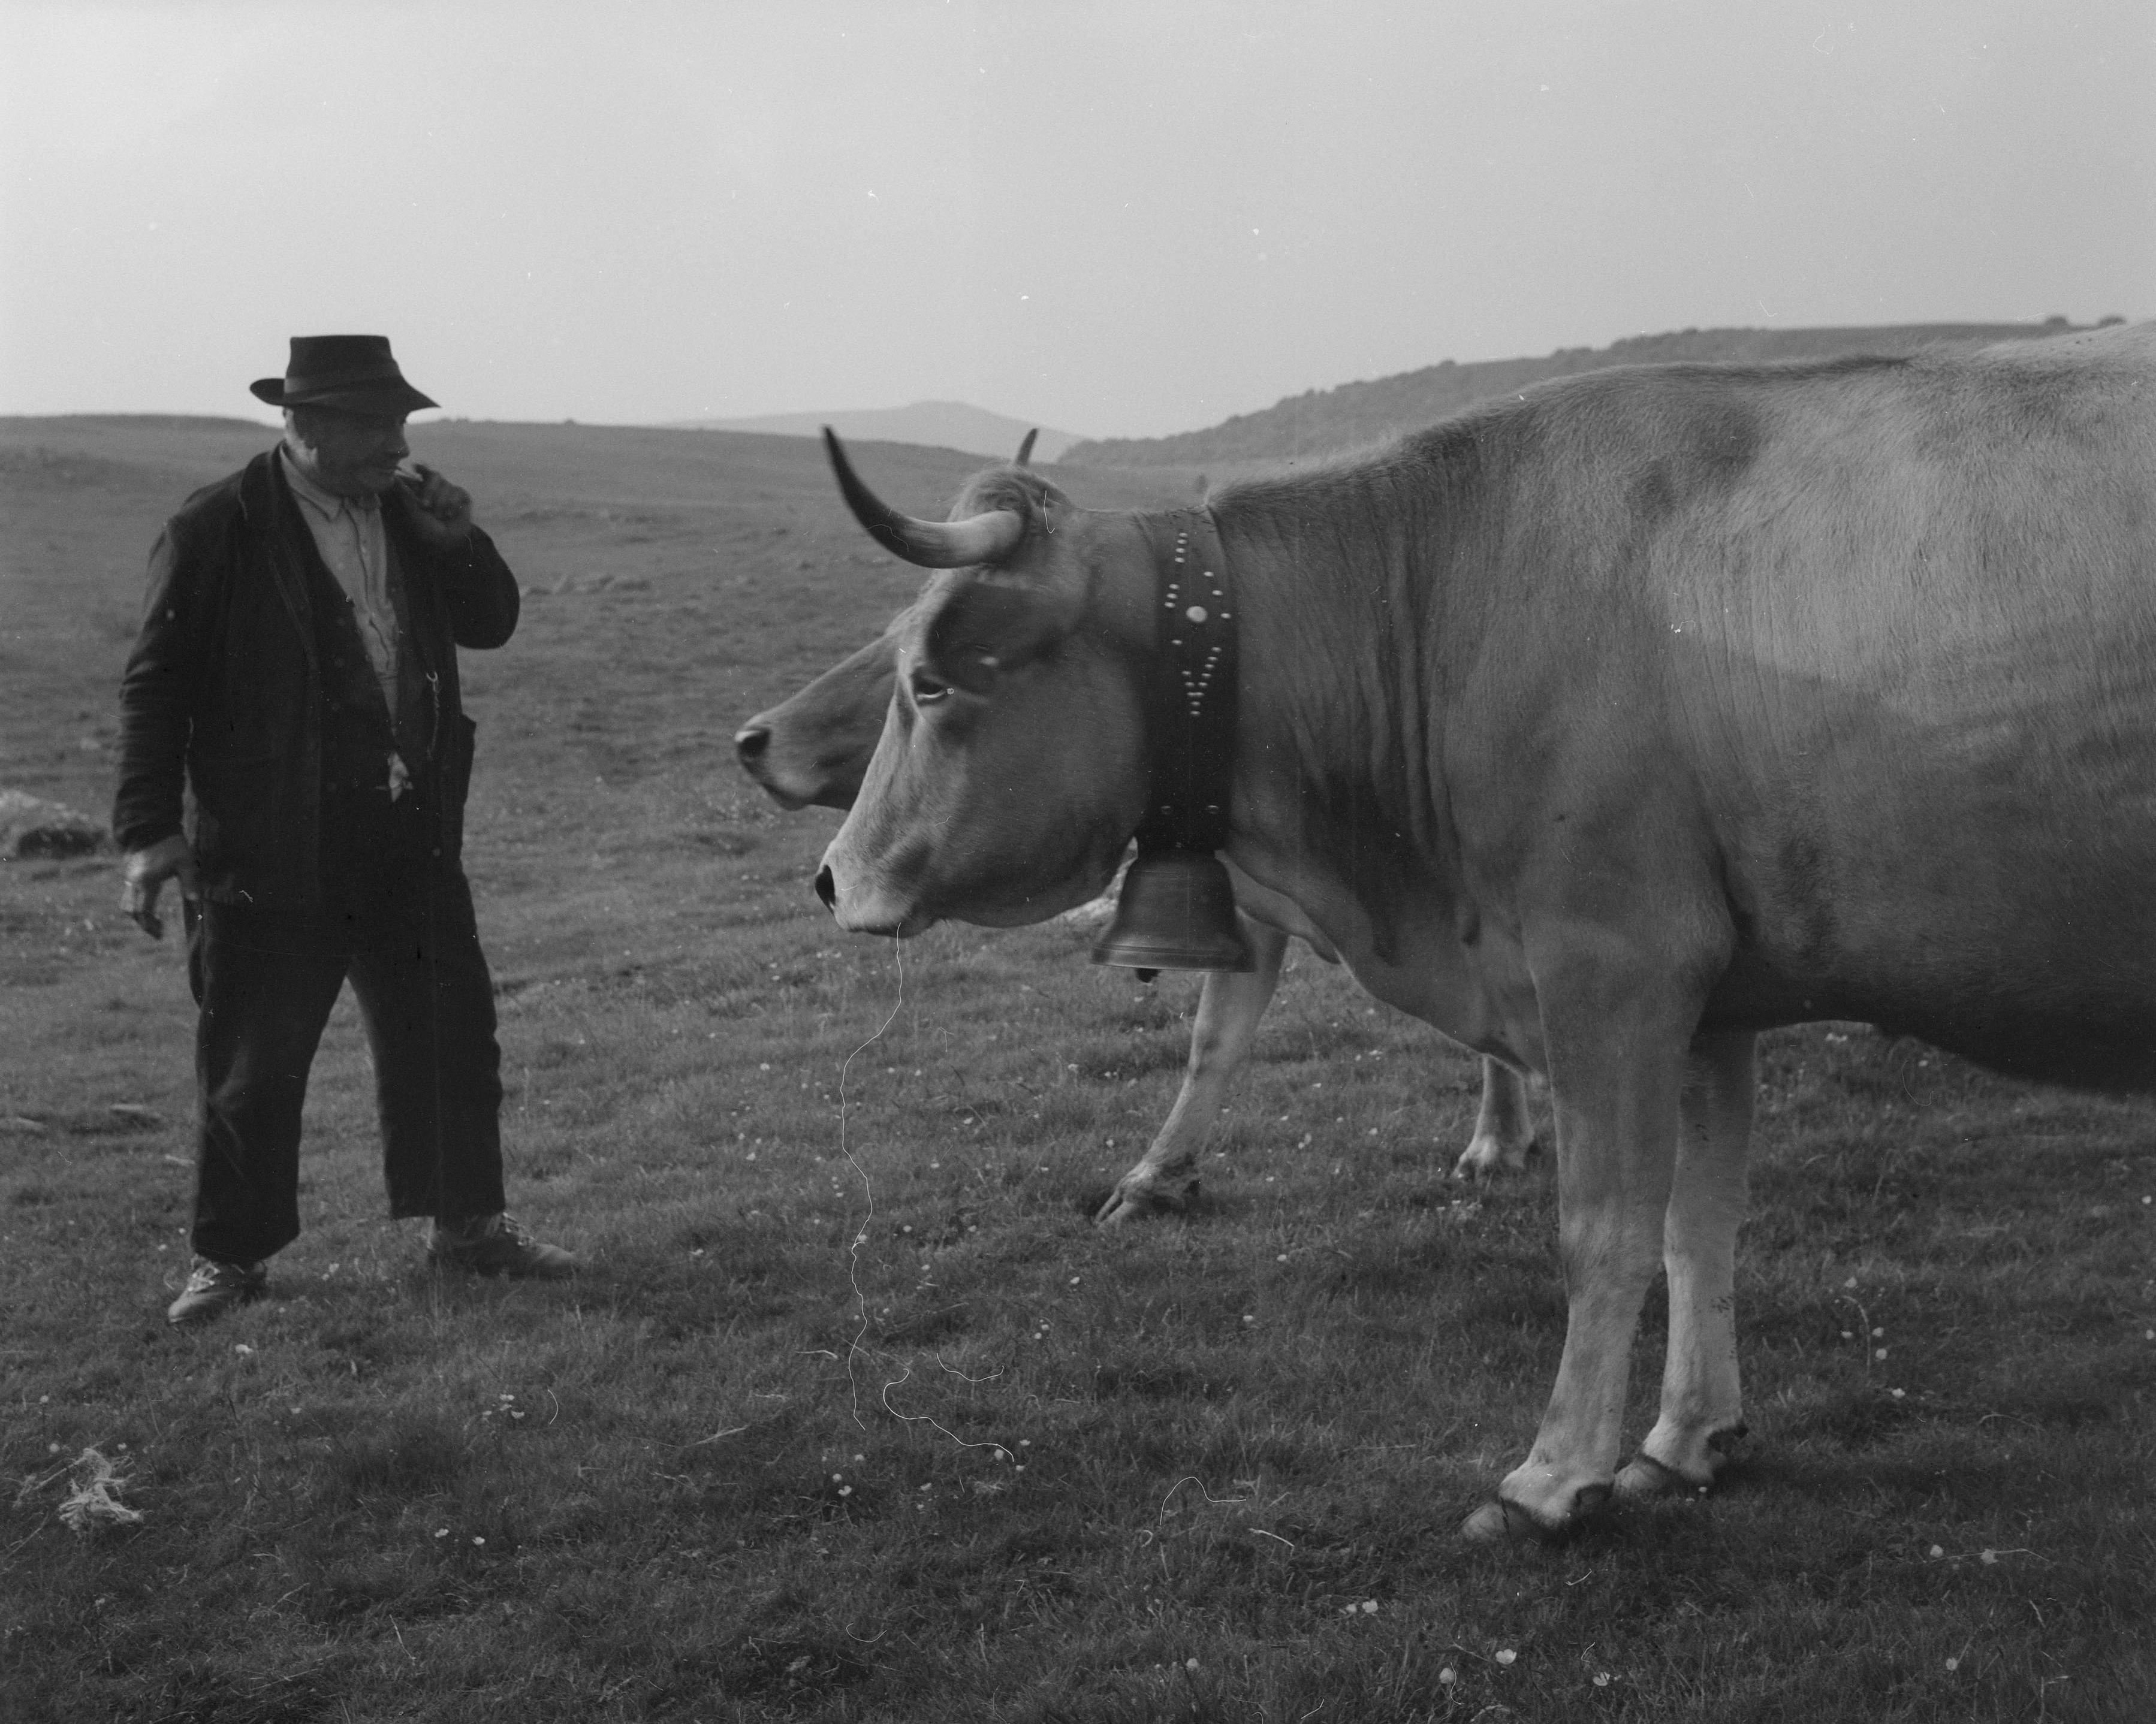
left=250, top=335, right=438, bottom=414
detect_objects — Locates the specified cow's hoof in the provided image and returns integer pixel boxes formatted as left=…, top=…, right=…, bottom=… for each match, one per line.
left=1460, top=1499, right=1551, bottom=1544
left=1451, top=1134, right=1536, bottom=1180
left=1093, top=1182, right=1192, bottom=1226
left=1614, top=1453, right=1709, bottom=1500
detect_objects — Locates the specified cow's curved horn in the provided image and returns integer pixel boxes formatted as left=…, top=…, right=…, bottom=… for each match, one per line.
left=1014, top=429, right=1038, bottom=467
left=821, top=428, right=1026, bottom=569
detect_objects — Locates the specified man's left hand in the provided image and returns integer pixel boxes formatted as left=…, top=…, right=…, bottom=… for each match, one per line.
left=399, top=463, right=475, bottom=547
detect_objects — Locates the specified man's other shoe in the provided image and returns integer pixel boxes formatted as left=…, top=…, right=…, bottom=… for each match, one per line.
left=167, top=1257, right=267, bottom=1326
left=427, top=1212, right=575, bottom=1279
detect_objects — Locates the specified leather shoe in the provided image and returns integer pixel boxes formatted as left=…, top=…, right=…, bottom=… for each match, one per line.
left=426, top=1212, right=575, bottom=1279
left=167, top=1257, right=267, bottom=1326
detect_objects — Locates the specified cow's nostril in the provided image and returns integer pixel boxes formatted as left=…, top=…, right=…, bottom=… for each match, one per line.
left=814, top=865, right=837, bottom=911
left=734, top=724, right=770, bottom=764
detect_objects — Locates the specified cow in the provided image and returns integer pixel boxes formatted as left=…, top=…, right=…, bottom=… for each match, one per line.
left=809, top=322, right=2156, bottom=1539
left=734, top=614, right=1542, bottom=1219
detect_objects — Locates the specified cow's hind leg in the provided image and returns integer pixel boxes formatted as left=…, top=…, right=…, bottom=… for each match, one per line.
left=1096, top=917, right=1287, bottom=1224
left=1617, top=1029, right=1757, bottom=1498
left=1454, top=1058, right=1537, bottom=1178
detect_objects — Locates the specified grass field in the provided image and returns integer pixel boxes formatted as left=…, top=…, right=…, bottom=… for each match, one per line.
left=2, top=415, right=2152, bottom=1722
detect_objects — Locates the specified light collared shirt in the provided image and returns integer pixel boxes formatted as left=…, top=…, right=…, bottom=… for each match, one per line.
left=281, top=447, right=401, bottom=714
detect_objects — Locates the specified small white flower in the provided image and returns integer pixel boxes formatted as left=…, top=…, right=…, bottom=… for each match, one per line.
left=1594, top=1672, right=1611, bottom=1687
left=1929, top=1544, right=1944, bottom=1558
left=1495, top=1648, right=1517, bottom=1666
left=1437, top=1668, right=1457, bottom=1686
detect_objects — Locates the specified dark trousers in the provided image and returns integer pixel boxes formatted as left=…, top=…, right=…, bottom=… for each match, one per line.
left=184, top=867, right=507, bottom=1264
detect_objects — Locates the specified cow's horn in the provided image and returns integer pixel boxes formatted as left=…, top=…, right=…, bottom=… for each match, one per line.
left=1014, top=429, right=1038, bottom=467
left=822, top=428, right=1026, bottom=569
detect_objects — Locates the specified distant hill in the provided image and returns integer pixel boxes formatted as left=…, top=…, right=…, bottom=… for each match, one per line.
left=666, top=400, right=1083, bottom=463
left=1063, top=321, right=2121, bottom=467
left=0, top=413, right=273, bottom=434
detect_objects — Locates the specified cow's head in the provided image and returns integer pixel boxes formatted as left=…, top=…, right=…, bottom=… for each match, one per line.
left=734, top=623, right=899, bottom=811
left=813, top=431, right=1153, bottom=934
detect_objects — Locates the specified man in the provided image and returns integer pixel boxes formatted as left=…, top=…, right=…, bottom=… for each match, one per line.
left=114, top=334, right=574, bottom=1327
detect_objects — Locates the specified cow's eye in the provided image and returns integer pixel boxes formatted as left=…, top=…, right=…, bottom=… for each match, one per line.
left=910, top=672, right=950, bottom=704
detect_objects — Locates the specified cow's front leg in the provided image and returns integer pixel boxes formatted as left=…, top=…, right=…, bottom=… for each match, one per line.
left=1464, top=955, right=1694, bottom=1540
left=1454, top=1058, right=1537, bottom=1178
left=1096, top=917, right=1287, bottom=1224
left=1617, top=1029, right=1756, bottom=1497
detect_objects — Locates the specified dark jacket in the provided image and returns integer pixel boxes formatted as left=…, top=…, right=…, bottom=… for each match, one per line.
left=113, top=448, right=519, bottom=908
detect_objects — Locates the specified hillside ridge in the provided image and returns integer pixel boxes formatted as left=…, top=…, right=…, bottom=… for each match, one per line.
left=1063, top=319, right=2118, bottom=466
left=666, top=398, right=1082, bottom=463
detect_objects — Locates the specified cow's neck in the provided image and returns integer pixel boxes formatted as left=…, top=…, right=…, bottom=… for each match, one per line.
left=1198, top=472, right=1489, bottom=1021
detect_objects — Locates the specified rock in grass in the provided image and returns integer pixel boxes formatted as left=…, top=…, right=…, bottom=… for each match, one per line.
left=0, top=789, right=105, bottom=858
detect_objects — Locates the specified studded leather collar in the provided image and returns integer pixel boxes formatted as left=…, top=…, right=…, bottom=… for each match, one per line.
left=1131, top=508, right=1238, bottom=855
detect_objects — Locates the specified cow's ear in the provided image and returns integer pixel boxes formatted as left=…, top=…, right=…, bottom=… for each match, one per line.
left=920, top=578, right=1074, bottom=693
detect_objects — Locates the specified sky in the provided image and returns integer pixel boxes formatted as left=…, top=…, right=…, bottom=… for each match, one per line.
left=2, top=0, right=2150, bottom=440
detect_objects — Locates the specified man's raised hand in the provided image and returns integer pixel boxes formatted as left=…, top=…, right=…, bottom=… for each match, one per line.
left=399, top=463, right=474, bottom=547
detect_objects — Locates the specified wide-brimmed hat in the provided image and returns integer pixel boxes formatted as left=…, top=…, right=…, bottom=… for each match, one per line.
left=249, top=335, right=438, bottom=414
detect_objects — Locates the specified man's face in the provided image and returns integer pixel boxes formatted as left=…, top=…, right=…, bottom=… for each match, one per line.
left=285, top=407, right=409, bottom=499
